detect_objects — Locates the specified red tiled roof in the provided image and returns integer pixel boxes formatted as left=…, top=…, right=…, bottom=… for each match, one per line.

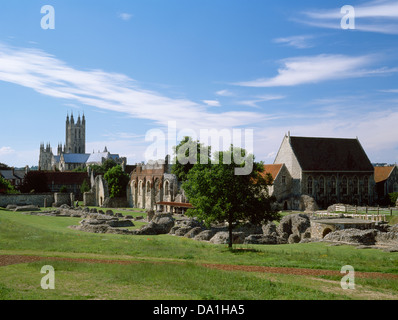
left=262, top=164, right=283, bottom=179
left=374, top=166, right=394, bottom=183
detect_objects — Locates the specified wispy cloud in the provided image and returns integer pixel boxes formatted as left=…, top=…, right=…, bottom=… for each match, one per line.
left=202, top=100, right=221, bottom=107
left=273, top=35, right=315, bottom=49
left=0, top=146, right=15, bottom=156
left=235, top=54, right=396, bottom=88
left=215, top=89, right=235, bottom=97
left=237, top=95, right=285, bottom=108
left=297, top=0, right=398, bottom=35
left=0, top=43, right=268, bottom=132
left=118, top=13, right=133, bottom=21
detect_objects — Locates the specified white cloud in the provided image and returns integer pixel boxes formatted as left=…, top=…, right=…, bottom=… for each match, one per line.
left=118, top=13, right=133, bottom=21
left=235, top=54, right=396, bottom=88
left=215, top=89, right=235, bottom=97
left=237, top=95, right=285, bottom=108
left=202, top=100, right=221, bottom=107
left=298, top=1, right=398, bottom=34
left=0, top=43, right=268, bottom=132
left=0, top=146, right=15, bottom=156
left=273, top=35, right=315, bottom=49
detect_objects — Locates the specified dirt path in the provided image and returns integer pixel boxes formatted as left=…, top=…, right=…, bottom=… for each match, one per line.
left=1, top=254, right=397, bottom=280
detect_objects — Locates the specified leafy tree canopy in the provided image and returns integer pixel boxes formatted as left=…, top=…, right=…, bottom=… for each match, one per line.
left=104, top=165, right=130, bottom=198
left=182, top=144, right=279, bottom=248
left=171, top=136, right=211, bottom=182
left=0, top=176, right=18, bottom=194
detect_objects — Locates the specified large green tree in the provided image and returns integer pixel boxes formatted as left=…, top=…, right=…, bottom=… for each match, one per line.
left=0, top=176, right=18, bottom=194
left=182, top=145, right=279, bottom=248
left=104, top=165, right=130, bottom=198
left=171, top=136, right=211, bottom=182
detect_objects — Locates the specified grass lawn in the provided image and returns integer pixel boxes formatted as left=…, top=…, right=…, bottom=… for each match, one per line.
left=0, top=208, right=397, bottom=300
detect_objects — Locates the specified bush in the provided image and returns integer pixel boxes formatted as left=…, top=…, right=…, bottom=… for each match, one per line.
left=60, top=185, right=68, bottom=193
left=389, top=192, right=398, bottom=206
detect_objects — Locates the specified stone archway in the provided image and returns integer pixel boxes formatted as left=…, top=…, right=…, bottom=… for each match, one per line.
left=322, top=228, right=333, bottom=238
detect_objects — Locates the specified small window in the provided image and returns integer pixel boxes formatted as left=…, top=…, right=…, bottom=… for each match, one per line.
left=282, top=176, right=286, bottom=185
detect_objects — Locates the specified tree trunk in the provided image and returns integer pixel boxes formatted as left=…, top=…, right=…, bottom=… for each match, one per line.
left=228, top=212, right=233, bottom=249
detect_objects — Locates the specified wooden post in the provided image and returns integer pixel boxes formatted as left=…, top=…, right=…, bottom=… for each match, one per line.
left=366, top=206, right=368, bottom=214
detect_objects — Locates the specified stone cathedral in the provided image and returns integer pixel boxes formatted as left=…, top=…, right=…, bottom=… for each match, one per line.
left=39, top=114, right=126, bottom=172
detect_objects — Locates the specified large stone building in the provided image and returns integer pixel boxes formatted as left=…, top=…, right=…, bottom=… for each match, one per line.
left=266, top=134, right=376, bottom=210
left=127, top=158, right=191, bottom=212
left=39, top=114, right=126, bottom=171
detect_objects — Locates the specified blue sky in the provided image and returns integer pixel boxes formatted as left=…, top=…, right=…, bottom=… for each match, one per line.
left=1, top=0, right=398, bottom=167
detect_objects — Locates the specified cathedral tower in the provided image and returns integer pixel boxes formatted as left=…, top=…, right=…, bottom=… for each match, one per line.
left=65, top=113, right=86, bottom=154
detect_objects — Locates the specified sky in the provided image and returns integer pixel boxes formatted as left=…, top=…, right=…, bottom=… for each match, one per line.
left=1, top=0, right=398, bottom=168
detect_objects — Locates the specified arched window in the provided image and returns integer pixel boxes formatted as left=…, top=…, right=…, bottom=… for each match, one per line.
left=146, top=181, right=151, bottom=194
left=138, top=181, right=143, bottom=196
left=353, top=176, right=359, bottom=195
left=342, top=176, right=348, bottom=195
left=164, top=181, right=170, bottom=196
left=307, top=176, right=313, bottom=195
left=319, top=176, right=325, bottom=195
left=364, top=176, right=369, bottom=195
left=331, top=176, right=337, bottom=195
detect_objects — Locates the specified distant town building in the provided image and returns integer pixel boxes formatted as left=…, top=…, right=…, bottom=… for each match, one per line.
left=39, top=114, right=126, bottom=172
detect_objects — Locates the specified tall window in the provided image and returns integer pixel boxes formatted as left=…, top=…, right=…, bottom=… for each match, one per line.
left=307, top=176, right=313, bottom=195
left=364, top=176, right=369, bottom=195
left=331, top=176, right=337, bottom=195
left=164, top=181, right=170, bottom=196
left=342, top=176, right=348, bottom=195
left=394, top=182, right=398, bottom=193
left=353, top=176, right=359, bottom=195
left=319, top=176, right=325, bottom=195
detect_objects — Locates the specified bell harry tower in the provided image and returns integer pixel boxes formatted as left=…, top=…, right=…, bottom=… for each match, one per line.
left=65, top=112, right=86, bottom=154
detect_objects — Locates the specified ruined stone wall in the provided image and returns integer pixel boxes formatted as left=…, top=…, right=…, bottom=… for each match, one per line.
left=0, top=193, right=54, bottom=208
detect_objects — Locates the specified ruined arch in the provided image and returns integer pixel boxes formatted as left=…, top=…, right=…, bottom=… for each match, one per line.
left=322, top=228, right=333, bottom=238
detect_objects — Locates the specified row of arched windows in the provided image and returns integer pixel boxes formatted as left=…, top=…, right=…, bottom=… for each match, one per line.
left=307, top=175, right=369, bottom=196
left=135, top=180, right=170, bottom=197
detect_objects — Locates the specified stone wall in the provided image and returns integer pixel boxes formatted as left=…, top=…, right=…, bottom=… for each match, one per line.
left=53, top=193, right=73, bottom=207
left=311, top=218, right=375, bottom=239
left=0, top=193, right=54, bottom=208
left=83, top=191, right=96, bottom=206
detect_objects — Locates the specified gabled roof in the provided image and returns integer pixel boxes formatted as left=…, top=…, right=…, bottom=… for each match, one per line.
left=374, top=166, right=395, bottom=183
left=289, top=136, right=374, bottom=172
left=62, top=153, right=90, bottom=164
left=0, top=170, right=17, bottom=180
left=263, top=164, right=283, bottom=180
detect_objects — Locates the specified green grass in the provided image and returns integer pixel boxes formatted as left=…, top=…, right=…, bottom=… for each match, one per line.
left=0, top=209, right=397, bottom=300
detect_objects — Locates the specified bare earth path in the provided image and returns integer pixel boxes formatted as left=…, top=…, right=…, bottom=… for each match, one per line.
left=1, top=254, right=397, bottom=280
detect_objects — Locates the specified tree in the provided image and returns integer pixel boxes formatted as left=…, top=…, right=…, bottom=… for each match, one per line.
left=19, top=171, right=49, bottom=193
left=0, top=176, right=18, bottom=194
left=80, top=179, right=90, bottom=194
left=0, top=163, right=11, bottom=170
left=171, top=136, right=211, bottom=182
left=182, top=145, right=279, bottom=248
left=104, top=165, right=130, bottom=198
left=89, top=159, right=118, bottom=175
